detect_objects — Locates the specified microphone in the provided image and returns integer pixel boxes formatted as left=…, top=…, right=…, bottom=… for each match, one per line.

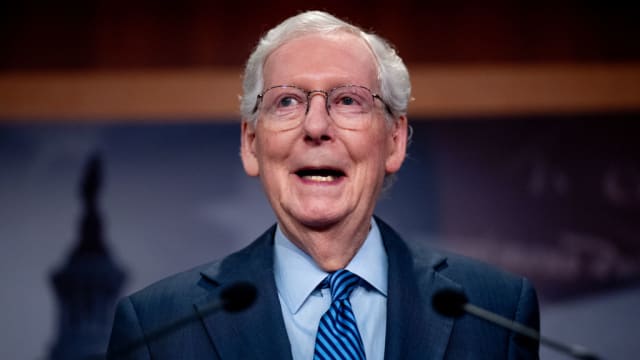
left=217, top=281, right=258, bottom=313
left=432, top=289, right=601, bottom=360
left=107, top=281, right=257, bottom=358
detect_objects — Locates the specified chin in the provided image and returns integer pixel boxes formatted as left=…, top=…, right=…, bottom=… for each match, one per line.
left=290, top=209, right=345, bottom=230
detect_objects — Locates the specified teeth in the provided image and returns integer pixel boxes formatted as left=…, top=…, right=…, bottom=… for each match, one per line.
left=305, top=175, right=336, bottom=182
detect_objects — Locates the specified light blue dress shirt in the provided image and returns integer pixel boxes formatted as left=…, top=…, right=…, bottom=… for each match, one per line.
left=274, top=218, right=388, bottom=360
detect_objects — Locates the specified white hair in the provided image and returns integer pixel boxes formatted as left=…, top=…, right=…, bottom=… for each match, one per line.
left=240, top=10, right=411, bottom=124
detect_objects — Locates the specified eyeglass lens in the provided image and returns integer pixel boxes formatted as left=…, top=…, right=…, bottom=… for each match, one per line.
left=259, top=85, right=379, bottom=131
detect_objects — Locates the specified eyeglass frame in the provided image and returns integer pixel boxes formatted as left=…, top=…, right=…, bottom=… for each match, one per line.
left=251, top=84, right=393, bottom=120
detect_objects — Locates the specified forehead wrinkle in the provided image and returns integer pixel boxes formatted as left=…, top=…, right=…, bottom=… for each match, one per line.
left=263, top=32, right=378, bottom=91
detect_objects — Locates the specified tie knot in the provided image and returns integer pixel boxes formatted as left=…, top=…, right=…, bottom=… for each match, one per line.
left=324, top=269, right=360, bottom=301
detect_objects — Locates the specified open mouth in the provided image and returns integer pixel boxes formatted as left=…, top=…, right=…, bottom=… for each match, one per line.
left=295, top=168, right=346, bottom=182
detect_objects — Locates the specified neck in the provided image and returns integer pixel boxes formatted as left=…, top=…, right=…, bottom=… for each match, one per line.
left=280, top=217, right=371, bottom=272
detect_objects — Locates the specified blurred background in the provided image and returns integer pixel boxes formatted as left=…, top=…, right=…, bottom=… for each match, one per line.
left=1, top=1, right=639, bottom=359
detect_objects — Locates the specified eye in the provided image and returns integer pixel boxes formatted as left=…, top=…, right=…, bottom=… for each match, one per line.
left=333, top=93, right=363, bottom=108
left=339, top=96, right=356, bottom=106
left=278, top=96, right=300, bottom=108
left=275, top=94, right=303, bottom=108
left=331, top=86, right=371, bottom=110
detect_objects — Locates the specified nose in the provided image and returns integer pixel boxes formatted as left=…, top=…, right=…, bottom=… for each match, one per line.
left=302, top=92, right=334, bottom=143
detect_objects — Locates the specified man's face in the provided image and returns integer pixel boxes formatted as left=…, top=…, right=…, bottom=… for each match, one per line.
left=241, top=32, right=407, bottom=250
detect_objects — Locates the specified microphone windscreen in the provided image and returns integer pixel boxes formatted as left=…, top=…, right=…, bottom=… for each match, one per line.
left=432, top=288, right=468, bottom=318
left=220, top=282, right=258, bottom=312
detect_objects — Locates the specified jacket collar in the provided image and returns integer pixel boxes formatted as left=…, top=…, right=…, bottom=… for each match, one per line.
left=195, top=225, right=293, bottom=360
left=377, top=217, right=459, bottom=360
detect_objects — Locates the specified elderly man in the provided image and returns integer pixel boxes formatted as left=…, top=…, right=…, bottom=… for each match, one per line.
left=107, top=11, right=539, bottom=360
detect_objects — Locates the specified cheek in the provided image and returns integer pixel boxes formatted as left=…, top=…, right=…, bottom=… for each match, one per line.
left=350, top=130, right=389, bottom=164
left=255, top=131, right=293, bottom=170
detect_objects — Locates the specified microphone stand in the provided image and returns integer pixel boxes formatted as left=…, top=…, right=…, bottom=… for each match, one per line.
left=463, top=302, right=601, bottom=360
left=433, top=289, right=603, bottom=360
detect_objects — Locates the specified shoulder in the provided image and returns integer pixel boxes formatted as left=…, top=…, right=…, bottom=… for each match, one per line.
left=413, top=242, right=540, bottom=357
left=414, top=239, right=540, bottom=337
left=128, top=260, right=219, bottom=307
left=417, top=240, right=528, bottom=293
left=118, top=258, right=221, bottom=332
left=411, top=236, right=536, bottom=306
left=123, top=225, right=277, bottom=322
left=377, top=217, right=537, bottom=315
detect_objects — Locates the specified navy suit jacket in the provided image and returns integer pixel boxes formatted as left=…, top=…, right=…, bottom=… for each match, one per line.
left=107, top=218, right=539, bottom=359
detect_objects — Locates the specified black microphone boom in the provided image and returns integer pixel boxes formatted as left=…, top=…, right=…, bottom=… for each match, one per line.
left=432, top=289, right=602, bottom=360
left=106, top=281, right=257, bottom=359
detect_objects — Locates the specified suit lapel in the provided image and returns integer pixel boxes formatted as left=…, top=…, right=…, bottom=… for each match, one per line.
left=189, top=220, right=459, bottom=359
left=378, top=219, right=459, bottom=360
left=194, top=227, right=293, bottom=360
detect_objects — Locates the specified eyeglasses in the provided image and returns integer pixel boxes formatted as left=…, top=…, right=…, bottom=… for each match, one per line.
left=252, top=84, right=389, bottom=131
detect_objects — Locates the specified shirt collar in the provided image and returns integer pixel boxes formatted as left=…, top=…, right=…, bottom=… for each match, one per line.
left=274, top=218, right=388, bottom=315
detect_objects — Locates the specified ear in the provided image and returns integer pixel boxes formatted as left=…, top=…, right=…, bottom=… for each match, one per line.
left=240, top=120, right=260, bottom=177
left=385, top=115, right=408, bottom=174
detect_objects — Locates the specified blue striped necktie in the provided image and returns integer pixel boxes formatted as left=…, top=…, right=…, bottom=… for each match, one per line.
left=314, top=269, right=366, bottom=360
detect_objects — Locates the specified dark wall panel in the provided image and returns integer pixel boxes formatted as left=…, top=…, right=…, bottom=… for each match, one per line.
left=2, top=1, right=639, bottom=70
